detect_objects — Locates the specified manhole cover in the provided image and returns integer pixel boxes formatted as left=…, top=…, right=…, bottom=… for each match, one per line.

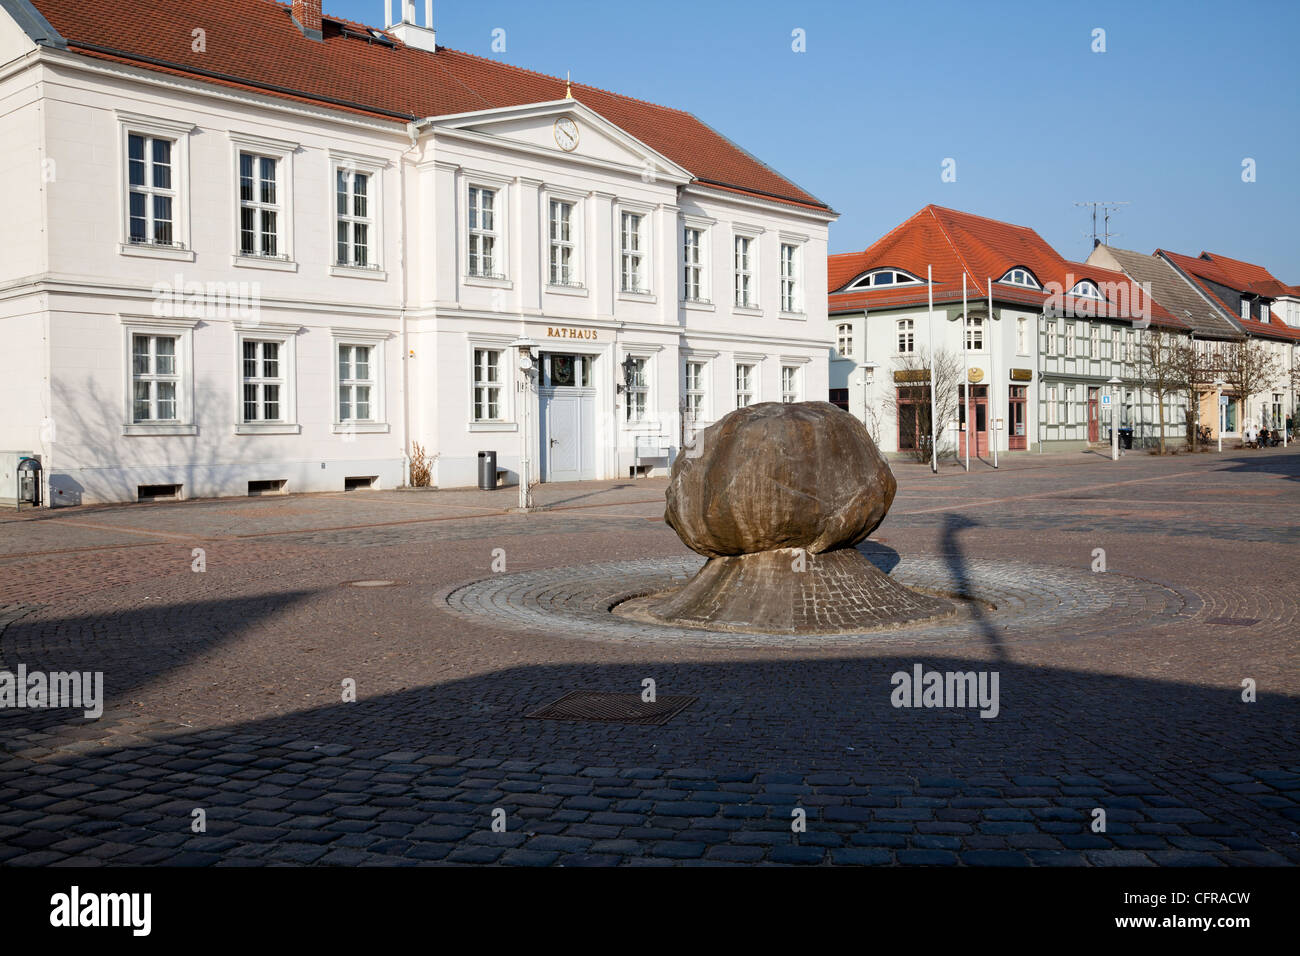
left=1205, top=617, right=1260, bottom=626
left=345, top=580, right=400, bottom=588
left=526, top=691, right=697, bottom=725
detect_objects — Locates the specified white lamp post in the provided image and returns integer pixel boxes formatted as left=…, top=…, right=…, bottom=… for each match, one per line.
left=1107, top=375, right=1122, bottom=461
left=510, top=336, right=539, bottom=511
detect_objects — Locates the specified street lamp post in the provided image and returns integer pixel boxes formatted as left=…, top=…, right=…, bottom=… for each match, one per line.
left=510, top=336, right=539, bottom=511
left=1107, top=375, right=1122, bottom=461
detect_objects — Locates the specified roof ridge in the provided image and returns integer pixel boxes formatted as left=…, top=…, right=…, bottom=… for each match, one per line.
left=435, top=46, right=695, bottom=119
left=925, top=203, right=1037, bottom=235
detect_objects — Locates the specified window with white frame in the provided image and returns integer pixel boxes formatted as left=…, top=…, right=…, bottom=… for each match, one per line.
left=683, top=227, right=704, bottom=301
left=336, top=167, right=374, bottom=268
left=1240, top=299, right=1250, bottom=320
left=625, top=356, right=648, bottom=422
left=734, top=235, right=754, bottom=308
left=1045, top=385, right=1058, bottom=424
left=132, top=334, right=179, bottom=421
left=735, top=363, right=755, bottom=407
left=779, top=243, right=800, bottom=313
left=1063, top=324, right=1075, bottom=356
left=847, top=269, right=923, bottom=290
left=1089, top=325, right=1099, bottom=357
left=1125, top=329, right=1135, bottom=362
left=338, top=344, right=375, bottom=422
left=1001, top=268, right=1041, bottom=289
left=548, top=199, right=577, bottom=286
left=837, top=324, right=854, bottom=358
left=621, top=212, right=646, bottom=293
left=781, top=365, right=799, bottom=403
left=1017, top=316, right=1029, bottom=354
left=237, top=152, right=282, bottom=258
left=897, top=318, right=915, bottom=353
left=1070, top=280, right=1103, bottom=299
left=241, top=340, right=283, bottom=422
left=468, top=186, right=499, bottom=277
left=1046, top=322, right=1057, bottom=354
left=966, top=315, right=984, bottom=351
left=472, top=348, right=503, bottom=422
left=127, top=132, right=177, bottom=247
left=1062, top=385, right=1073, bottom=424
left=684, top=361, right=706, bottom=421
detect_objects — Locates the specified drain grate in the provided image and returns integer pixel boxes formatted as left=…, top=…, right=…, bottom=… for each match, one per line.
left=526, top=691, right=697, bottom=725
left=1205, top=617, right=1260, bottom=626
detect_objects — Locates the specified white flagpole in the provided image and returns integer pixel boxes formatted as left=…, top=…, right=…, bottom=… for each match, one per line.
left=963, top=273, right=970, bottom=472
left=989, top=277, right=998, bottom=469
left=927, top=265, right=937, bottom=474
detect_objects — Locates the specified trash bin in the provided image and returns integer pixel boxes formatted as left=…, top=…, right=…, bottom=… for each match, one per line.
left=477, top=451, right=497, bottom=490
left=1118, top=427, right=1133, bottom=450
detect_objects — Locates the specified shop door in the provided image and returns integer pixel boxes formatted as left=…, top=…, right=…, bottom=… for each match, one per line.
left=1087, top=387, right=1100, bottom=443
left=959, top=385, right=989, bottom=457
left=1008, top=385, right=1027, bottom=450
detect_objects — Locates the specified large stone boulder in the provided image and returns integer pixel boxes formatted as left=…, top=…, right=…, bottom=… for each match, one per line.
left=664, top=401, right=896, bottom=558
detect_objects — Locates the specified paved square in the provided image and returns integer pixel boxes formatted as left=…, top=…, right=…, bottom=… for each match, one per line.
left=1, top=450, right=1297, bottom=866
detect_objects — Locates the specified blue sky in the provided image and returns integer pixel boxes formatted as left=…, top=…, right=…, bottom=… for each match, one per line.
left=328, top=0, right=1300, bottom=279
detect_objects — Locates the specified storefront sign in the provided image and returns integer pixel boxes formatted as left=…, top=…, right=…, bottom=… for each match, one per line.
left=546, top=327, right=598, bottom=340
left=1010, top=368, right=1033, bottom=382
left=893, top=369, right=929, bottom=383
left=967, top=367, right=985, bottom=383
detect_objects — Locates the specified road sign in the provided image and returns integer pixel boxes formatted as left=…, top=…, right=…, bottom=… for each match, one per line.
left=1101, top=394, right=1112, bottom=406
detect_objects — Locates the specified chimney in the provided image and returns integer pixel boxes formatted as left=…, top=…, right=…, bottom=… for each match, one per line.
left=292, top=0, right=323, bottom=41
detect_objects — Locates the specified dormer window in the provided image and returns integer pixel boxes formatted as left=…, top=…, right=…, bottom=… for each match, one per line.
left=847, top=269, right=923, bottom=291
left=1000, top=268, right=1041, bottom=289
left=1069, top=280, right=1103, bottom=299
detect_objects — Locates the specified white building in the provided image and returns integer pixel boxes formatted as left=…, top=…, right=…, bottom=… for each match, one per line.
left=0, top=0, right=835, bottom=505
left=828, top=206, right=1182, bottom=458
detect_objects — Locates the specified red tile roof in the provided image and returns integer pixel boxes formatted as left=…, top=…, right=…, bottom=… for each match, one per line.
left=829, top=205, right=1178, bottom=326
left=1159, top=249, right=1300, bottom=341
left=24, top=0, right=828, bottom=212
left=1195, top=251, right=1290, bottom=296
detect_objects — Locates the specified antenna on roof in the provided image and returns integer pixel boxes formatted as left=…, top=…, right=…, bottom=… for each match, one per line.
left=1074, top=201, right=1129, bottom=249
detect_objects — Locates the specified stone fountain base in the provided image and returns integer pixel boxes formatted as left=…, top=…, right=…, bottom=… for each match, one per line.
left=642, top=548, right=955, bottom=634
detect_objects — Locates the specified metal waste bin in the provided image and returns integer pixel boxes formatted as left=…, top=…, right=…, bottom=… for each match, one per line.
left=1118, top=427, right=1133, bottom=450
left=477, top=451, right=497, bottom=490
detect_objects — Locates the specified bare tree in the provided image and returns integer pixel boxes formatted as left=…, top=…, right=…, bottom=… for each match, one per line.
left=884, top=348, right=962, bottom=463
left=1220, top=337, right=1283, bottom=431
left=1171, top=338, right=1216, bottom=448
left=1132, top=327, right=1184, bottom=454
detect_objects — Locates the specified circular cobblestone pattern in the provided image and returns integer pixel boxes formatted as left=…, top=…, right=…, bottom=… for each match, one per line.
left=443, top=551, right=1202, bottom=650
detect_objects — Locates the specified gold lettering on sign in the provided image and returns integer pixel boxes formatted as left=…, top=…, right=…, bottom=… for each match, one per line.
left=546, top=327, right=598, bottom=340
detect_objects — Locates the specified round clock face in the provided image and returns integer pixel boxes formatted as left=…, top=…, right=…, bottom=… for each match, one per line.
left=554, top=117, right=579, bottom=152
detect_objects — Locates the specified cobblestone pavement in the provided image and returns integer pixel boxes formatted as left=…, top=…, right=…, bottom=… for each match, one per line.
left=0, top=450, right=1297, bottom=866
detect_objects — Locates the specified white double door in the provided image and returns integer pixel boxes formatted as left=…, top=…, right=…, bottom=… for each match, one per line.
left=538, top=354, right=596, bottom=482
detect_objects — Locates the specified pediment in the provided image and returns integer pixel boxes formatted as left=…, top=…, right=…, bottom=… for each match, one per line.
left=428, top=100, right=691, bottom=183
